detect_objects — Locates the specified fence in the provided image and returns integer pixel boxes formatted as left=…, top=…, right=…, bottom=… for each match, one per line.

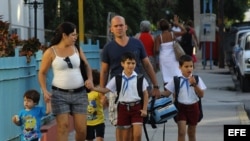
left=0, top=39, right=100, bottom=141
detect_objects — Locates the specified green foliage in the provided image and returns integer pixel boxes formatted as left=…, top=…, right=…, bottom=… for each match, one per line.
left=0, top=17, right=21, bottom=57
left=120, top=0, right=146, bottom=35
left=43, top=0, right=250, bottom=46
left=224, top=0, right=249, bottom=22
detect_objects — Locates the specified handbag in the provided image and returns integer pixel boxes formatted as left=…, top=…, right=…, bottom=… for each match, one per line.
left=75, top=45, right=90, bottom=92
left=171, top=32, right=185, bottom=61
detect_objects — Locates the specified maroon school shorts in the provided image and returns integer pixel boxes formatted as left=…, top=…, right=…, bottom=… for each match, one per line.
left=117, top=102, right=143, bottom=127
left=176, top=102, right=200, bottom=125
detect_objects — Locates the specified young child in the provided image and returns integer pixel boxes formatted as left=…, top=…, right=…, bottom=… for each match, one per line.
left=162, top=54, right=207, bottom=141
left=90, top=52, right=149, bottom=141
left=86, top=69, right=106, bottom=141
left=12, top=89, right=51, bottom=141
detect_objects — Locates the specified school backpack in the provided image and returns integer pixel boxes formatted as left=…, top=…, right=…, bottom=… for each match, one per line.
left=108, top=74, right=144, bottom=126
left=173, top=75, right=203, bottom=123
left=115, top=74, right=177, bottom=141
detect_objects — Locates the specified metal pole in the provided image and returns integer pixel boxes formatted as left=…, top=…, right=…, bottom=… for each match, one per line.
left=218, top=0, right=225, bottom=68
left=24, top=0, right=43, bottom=39
left=209, top=0, right=213, bottom=70
left=202, top=0, right=207, bottom=69
left=34, top=0, right=37, bottom=39
left=78, top=0, right=84, bottom=45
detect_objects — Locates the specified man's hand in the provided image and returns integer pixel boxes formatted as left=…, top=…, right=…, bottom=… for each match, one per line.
left=152, top=88, right=161, bottom=98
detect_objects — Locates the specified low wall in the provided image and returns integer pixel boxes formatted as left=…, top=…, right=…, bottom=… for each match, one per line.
left=0, top=39, right=100, bottom=141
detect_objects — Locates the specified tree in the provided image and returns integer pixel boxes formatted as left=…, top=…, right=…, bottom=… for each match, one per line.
left=43, top=0, right=250, bottom=45
left=223, top=0, right=248, bottom=22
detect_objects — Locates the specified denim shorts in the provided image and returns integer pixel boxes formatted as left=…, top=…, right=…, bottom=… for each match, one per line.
left=51, top=88, right=88, bottom=115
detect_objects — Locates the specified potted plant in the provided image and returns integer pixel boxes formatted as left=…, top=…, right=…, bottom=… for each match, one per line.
left=20, top=37, right=42, bottom=63
left=0, top=15, right=21, bottom=57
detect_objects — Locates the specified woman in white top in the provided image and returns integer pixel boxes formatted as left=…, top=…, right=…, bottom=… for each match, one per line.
left=155, top=15, right=186, bottom=89
left=38, top=22, right=93, bottom=141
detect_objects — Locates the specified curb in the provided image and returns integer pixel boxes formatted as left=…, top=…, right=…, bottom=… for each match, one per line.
left=237, top=104, right=250, bottom=125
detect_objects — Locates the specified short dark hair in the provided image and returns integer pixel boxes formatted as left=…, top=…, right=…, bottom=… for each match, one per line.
left=23, top=89, right=40, bottom=104
left=179, top=55, right=193, bottom=66
left=92, top=69, right=100, bottom=86
left=121, top=52, right=136, bottom=62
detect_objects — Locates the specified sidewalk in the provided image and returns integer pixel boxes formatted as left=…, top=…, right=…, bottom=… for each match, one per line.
left=68, top=51, right=250, bottom=141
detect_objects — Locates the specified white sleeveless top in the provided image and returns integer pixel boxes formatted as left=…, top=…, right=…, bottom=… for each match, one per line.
left=51, top=47, right=84, bottom=89
left=159, top=34, right=181, bottom=83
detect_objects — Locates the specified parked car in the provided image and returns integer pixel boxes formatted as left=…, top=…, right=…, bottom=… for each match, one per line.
left=231, top=28, right=250, bottom=72
left=234, top=31, right=250, bottom=92
left=225, top=26, right=250, bottom=68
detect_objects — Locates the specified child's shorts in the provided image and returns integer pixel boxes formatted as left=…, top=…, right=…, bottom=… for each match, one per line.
left=117, top=101, right=143, bottom=127
left=176, top=102, right=200, bottom=125
left=86, top=123, right=105, bottom=140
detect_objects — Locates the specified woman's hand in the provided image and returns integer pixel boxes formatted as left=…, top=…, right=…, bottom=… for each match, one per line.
left=43, top=90, right=52, bottom=103
left=84, top=79, right=94, bottom=89
left=173, top=15, right=180, bottom=25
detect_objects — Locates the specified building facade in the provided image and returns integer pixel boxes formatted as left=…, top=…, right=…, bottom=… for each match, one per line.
left=0, top=0, right=45, bottom=44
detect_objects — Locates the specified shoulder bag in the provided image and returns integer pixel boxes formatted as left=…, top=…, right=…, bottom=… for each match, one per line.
left=75, top=45, right=90, bottom=92
left=171, top=32, right=185, bottom=61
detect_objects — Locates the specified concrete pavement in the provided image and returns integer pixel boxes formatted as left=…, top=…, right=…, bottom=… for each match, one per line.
left=68, top=51, right=250, bottom=141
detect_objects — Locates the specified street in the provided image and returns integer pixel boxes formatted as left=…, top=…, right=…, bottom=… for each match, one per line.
left=68, top=51, right=250, bottom=141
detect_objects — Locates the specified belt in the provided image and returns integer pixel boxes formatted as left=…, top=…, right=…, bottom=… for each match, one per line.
left=120, top=101, right=140, bottom=106
left=52, top=86, right=84, bottom=93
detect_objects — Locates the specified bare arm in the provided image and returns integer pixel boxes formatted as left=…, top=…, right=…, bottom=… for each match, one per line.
left=154, top=35, right=161, bottom=55
left=141, top=57, right=160, bottom=98
left=193, top=85, right=204, bottom=98
left=100, top=62, right=109, bottom=88
left=46, top=102, right=52, bottom=114
left=173, top=15, right=186, bottom=37
left=12, top=115, right=21, bottom=126
left=161, top=89, right=172, bottom=97
left=38, top=48, right=53, bottom=103
left=189, top=76, right=204, bottom=98
left=99, top=62, right=110, bottom=107
left=79, top=47, right=93, bottom=88
left=92, top=87, right=110, bottom=94
left=143, top=90, right=149, bottom=111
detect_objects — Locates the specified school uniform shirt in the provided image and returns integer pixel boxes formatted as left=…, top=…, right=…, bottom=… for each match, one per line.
left=165, top=75, right=207, bottom=105
left=106, top=71, right=148, bottom=102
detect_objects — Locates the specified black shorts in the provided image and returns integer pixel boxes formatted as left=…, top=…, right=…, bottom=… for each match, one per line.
left=86, top=123, right=105, bottom=140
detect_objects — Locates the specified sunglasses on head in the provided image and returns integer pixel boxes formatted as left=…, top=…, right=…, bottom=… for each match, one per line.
left=64, top=57, right=73, bottom=69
